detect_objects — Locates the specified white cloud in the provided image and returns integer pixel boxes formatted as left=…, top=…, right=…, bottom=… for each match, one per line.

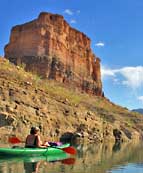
left=70, top=19, right=76, bottom=24
left=117, top=67, right=143, bottom=88
left=138, top=96, right=143, bottom=103
left=101, top=66, right=143, bottom=89
left=101, top=66, right=115, bottom=78
left=95, top=42, right=105, bottom=47
left=64, top=9, right=73, bottom=15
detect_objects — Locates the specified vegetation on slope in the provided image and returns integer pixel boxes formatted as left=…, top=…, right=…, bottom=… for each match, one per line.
left=0, top=57, right=143, bottom=144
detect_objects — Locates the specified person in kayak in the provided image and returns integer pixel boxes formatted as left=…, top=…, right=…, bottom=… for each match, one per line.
left=25, top=126, right=50, bottom=148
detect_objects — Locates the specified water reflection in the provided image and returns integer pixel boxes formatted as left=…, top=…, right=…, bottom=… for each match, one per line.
left=112, top=141, right=121, bottom=152
left=24, top=161, right=41, bottom=173
left=1, top=141, right=143, bottom=173
left=74, top=141, right=143, bottom=173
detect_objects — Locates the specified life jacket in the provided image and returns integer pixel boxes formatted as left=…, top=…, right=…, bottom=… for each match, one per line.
left=25, top=135, right=38, bottom=148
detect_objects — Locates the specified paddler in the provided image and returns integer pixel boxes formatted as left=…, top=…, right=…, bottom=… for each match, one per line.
left=25, top=126, right=50, bottom=148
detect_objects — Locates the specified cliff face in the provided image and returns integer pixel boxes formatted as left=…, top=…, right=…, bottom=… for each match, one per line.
left=5, top=12, right=102, bottom=96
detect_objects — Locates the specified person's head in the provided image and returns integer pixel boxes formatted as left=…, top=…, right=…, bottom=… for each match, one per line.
left=30, top=126, right=40, bottom=135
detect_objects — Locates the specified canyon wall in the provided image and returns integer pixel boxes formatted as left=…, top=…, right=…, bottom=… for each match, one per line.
left=5, top=12, right=103, bottom=96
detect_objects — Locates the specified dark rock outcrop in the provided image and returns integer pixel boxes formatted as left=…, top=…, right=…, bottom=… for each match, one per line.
left=5, top=12, right=103, bottom=96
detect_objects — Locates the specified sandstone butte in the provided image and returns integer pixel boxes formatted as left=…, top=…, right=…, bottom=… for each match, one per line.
left=4, top=12, right=103, bottom=96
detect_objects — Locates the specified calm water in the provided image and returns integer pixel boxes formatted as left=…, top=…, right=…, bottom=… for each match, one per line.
left=0, top=142, right=143, bottom=173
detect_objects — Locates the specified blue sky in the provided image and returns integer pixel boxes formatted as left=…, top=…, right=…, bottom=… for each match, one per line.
left=0, top=0, right=143, bottom=109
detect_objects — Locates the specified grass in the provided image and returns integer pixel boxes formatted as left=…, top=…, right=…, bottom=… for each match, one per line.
left=42, top=81, right=83, bottom=105
left=0, top=58, right=82, bottom=105
left=0, top=58, right=133, bottom=111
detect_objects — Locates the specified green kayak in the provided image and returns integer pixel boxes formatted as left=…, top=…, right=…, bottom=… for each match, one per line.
left=0, top=143, right=70, bottom=157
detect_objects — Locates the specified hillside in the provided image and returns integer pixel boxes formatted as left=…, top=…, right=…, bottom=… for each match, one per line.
left=0, top=57, right=143, bottom=144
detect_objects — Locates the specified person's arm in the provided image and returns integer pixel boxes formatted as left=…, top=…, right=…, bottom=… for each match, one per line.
left=43, top=141, right=50, bottom=147
left=36, top=136, right=47, bottom=148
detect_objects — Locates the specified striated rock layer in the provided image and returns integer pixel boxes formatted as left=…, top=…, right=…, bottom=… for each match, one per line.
left=5, top=12, right=103, bottom=96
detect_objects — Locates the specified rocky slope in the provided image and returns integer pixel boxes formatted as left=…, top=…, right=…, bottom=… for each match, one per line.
left=0, top=57, right=143, bottom=144
left=4, top=12, right=102, bottom=96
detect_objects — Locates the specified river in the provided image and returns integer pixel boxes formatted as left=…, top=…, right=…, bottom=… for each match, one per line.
left=0, top=141, right=143, bottom=173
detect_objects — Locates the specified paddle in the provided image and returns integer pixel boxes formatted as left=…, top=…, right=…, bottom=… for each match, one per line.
left=8, top=137, right=77, bottom=155
left=8, top=137, right=22, bottom=144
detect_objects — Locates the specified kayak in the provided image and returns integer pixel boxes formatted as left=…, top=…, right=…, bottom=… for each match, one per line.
left=0, top=143, right=70, bottom=157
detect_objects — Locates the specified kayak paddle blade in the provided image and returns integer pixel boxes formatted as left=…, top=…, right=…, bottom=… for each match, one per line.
left=8, top=137, right=21, bottom=144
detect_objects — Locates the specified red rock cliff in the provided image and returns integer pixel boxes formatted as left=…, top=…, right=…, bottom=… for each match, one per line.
left=5, top=12, right=103, bottom=96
